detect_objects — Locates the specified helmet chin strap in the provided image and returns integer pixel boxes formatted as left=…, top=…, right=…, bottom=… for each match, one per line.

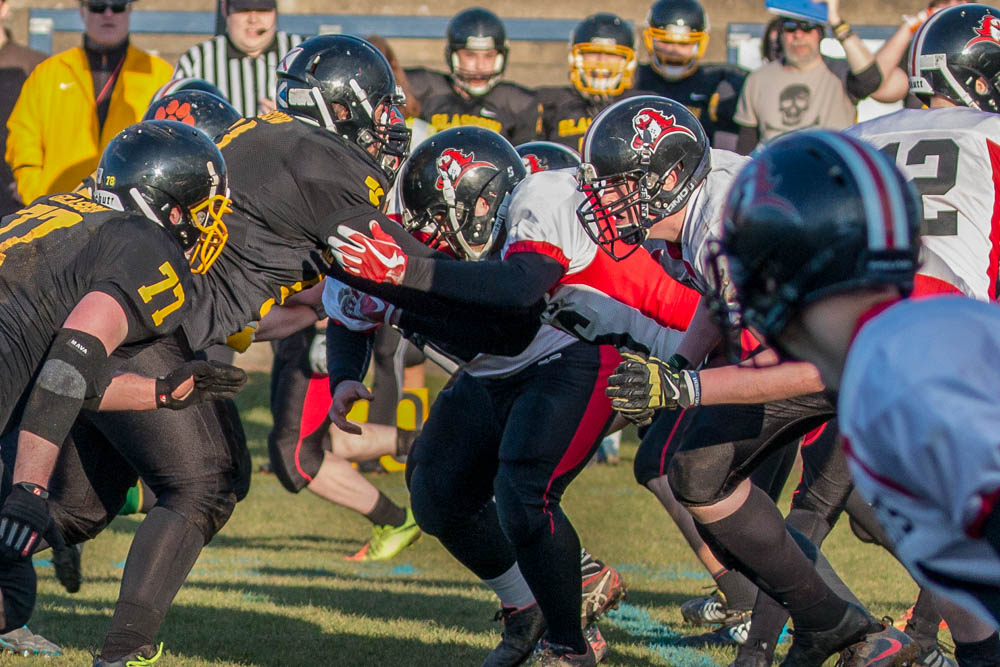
left=129, top=187, right=164, bottom=226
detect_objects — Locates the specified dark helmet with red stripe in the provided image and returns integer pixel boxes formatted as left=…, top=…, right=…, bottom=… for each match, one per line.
left=576, top=95, right=709, bottom=260
left=400, top=126, right=526, bottom=260
left=515, top=141, right=581, bottom=173
left=714, top=129, right=921, bottom=343
left=909, top=3, right=1000, bottom=112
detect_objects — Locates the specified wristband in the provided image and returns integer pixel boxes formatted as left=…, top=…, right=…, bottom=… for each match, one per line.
left=14, top=482, right=49, bottom=500
left=313, top=301, right=328, bottom=320
left=686, top=370, right=702, bottom=407
left=833, top=21, right=854, bottom=41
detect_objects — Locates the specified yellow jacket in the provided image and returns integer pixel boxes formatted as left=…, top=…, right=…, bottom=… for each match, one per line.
left=5, top=44, right=172, bottom=204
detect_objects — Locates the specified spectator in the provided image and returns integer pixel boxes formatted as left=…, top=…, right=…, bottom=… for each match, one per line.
left=5, top=0, right=171, bottom=206
left=0, top=0, right=44, bottom=217
left=404, top=7, right=540, bottom=145
left=173, top=0, right=302, bottom=117
left=872, top=0, right=971, bottom=106
left=761, top=15, right=784, bottom=64
left=733, top=0, right=884, bottom=153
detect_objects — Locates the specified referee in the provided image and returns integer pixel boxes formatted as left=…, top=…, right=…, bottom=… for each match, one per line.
left=173, top=0, right=303, bottom=118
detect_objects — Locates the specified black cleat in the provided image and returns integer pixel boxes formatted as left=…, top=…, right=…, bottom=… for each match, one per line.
left=93, top=642, right=163, bottom=666
left=482, top=603, right=547, bottom=667
left=531, top=638, right=598, bottom=666
left=836, top=620, right=920, bottom=666
left=52, top=542, right=83, bottom=593
left=781, top=603, right=874, bottom=666
left=729, top=640, right=774, bottom=667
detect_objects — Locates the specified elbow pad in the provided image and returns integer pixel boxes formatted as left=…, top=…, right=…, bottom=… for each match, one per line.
left=19, top=329, right=109, bottom=445
left=846, top=62, right=883, bottom=100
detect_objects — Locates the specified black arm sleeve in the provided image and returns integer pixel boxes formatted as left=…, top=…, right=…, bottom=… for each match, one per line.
left=399, top=252, right=565, bottom=310
left=397, top=300, right=544, bottom=358
left=736, top=125, right=760, bottom=156
left=845, top=61, right=883, bottom=101
left=325, top=324, right=373, bottom=392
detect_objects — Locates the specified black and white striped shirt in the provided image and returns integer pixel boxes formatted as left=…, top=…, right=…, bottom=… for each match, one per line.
left=172, top=32, right=304, bottom=117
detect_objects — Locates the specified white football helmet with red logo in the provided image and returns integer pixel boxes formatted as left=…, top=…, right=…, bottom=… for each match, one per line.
left=576, top=95, right=710, bottom=258
left=400, top=127, right=526, bottom=260
left=910, top=3, right=1000, bottom=112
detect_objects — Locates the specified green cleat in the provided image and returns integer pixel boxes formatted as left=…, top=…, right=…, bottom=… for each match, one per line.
left=93, top=642, right=164, bottom=666
left=0, top=626, right=62, bottom=657
left=346, top=507, right=422, bottom=562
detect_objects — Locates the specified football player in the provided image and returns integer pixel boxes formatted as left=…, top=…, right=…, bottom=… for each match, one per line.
left=0, top=120, right=246, bottom=663
left=325, top=125, right=660, bottom=666
left=718, top=127, right=1000, bottom=667
left=60, top=35, right=414, bottom=666
left=572, top=98, right=914, bottom=664
left=537, top=13, right=642, bottom=152
left=404, top=7, right=540, bottom=144
left=143, top=89, right=242, bottom=142
left=635, top=0, right=748, bottom=151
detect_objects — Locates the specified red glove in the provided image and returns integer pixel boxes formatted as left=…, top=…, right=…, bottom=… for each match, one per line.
left=328, top=220, right=408, bottom=286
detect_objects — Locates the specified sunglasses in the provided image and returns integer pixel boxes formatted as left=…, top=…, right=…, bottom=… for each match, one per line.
left=83, top=1, right=130, bottom=13
left=780, top=20, right=821, bottom=33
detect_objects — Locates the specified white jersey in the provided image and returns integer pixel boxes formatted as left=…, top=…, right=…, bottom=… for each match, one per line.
left=847, top=108, right=1000, bottom=301
left=646, top=149, right=750, bottom=296
left=840, top=297, right=1000, bottom=623
left=501, top=169, right=699, bottom=360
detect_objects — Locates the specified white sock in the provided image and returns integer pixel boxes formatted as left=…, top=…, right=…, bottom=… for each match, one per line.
left=483, top=563, right=536, bottom=609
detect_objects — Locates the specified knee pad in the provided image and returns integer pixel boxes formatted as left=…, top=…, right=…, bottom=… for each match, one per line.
left=667, top=447, right=734, bottom=507
left=0, top=559, right=36, bottom=632
left=849, top=516, right=876, bottom=544
left=154, top=479, right=238, bottom=544
left=408, top=464, right=446, bottom=538
left=267, top=430, right=322, bottom=494
left=493, top=467, right=550, bottom=548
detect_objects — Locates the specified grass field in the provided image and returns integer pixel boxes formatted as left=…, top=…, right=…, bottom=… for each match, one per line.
left=25, top=367, right=923, bottom=666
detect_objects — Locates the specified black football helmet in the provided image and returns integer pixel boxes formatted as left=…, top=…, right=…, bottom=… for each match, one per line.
left=276, top=35, right=411, bottom=180
left=400, top=127, right=526, bottom=260
left=715, top=130, right=921, bottom=346
left=576, top=95, right=710, bottom=259
left=95, top=120, right=231, bottom=274
left=446, top=7, right=509, bottom=96
left=143, top=90, right=242, bottom=142
left=569, top=13, right=638, bottom=99
left=516, top=141, right=582, bottom=173
left=643, top=0, right=710, bottom=80
left=151, top=77, right=226, bottom=104
left=909, top=3, right=1000, bottom=112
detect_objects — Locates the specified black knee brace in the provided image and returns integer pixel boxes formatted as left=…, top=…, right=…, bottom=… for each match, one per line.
left=153, top=479, right=238, bottom=544
left=668, top=445, right=737, bottom=507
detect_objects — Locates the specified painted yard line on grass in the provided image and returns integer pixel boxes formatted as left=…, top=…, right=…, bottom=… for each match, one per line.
left=605, top=602, right=719, bottom=667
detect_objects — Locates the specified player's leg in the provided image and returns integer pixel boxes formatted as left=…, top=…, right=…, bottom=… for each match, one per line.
left=266, top=327, right=416, bottom=559
left=668, top=394, right=880, bottom=663
left=79, top=336, right=250, bottom=663
left=493, top=343, right=618, bottom=662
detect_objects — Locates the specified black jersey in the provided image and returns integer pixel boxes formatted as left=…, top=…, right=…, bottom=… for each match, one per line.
left=405, top=68, right=541, bottom=145
left=0, top=193, right=193, bottom=422
left=182, top=111, right=392, bottom=351
left=635, top=63, right=748, bottom=149
left=538, top=86, right=647, bottom=152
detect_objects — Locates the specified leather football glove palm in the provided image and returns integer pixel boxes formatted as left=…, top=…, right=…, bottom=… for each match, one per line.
left=156, top=361, right=248, bottom=409
left=606, top=352, right=701, bottom=425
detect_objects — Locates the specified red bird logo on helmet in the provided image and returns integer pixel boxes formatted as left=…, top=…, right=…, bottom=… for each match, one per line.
left=966, top=13, right=1000, bottom=48
left=521, top=154, right=545, bottom=174
left=631, top=107, right=696, bottom=152
left=435, top=149, right=496, bottom=190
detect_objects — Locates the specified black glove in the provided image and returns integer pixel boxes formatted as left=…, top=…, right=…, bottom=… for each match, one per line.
left=606, top=352, right=701, bottom=425
left=156, top=360, right=248, bottom=410
left=0, top=483, right=51, bottom=560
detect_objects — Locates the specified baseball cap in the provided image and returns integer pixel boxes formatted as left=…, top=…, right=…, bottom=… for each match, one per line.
left=228, top=0, right=276, bottom=12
